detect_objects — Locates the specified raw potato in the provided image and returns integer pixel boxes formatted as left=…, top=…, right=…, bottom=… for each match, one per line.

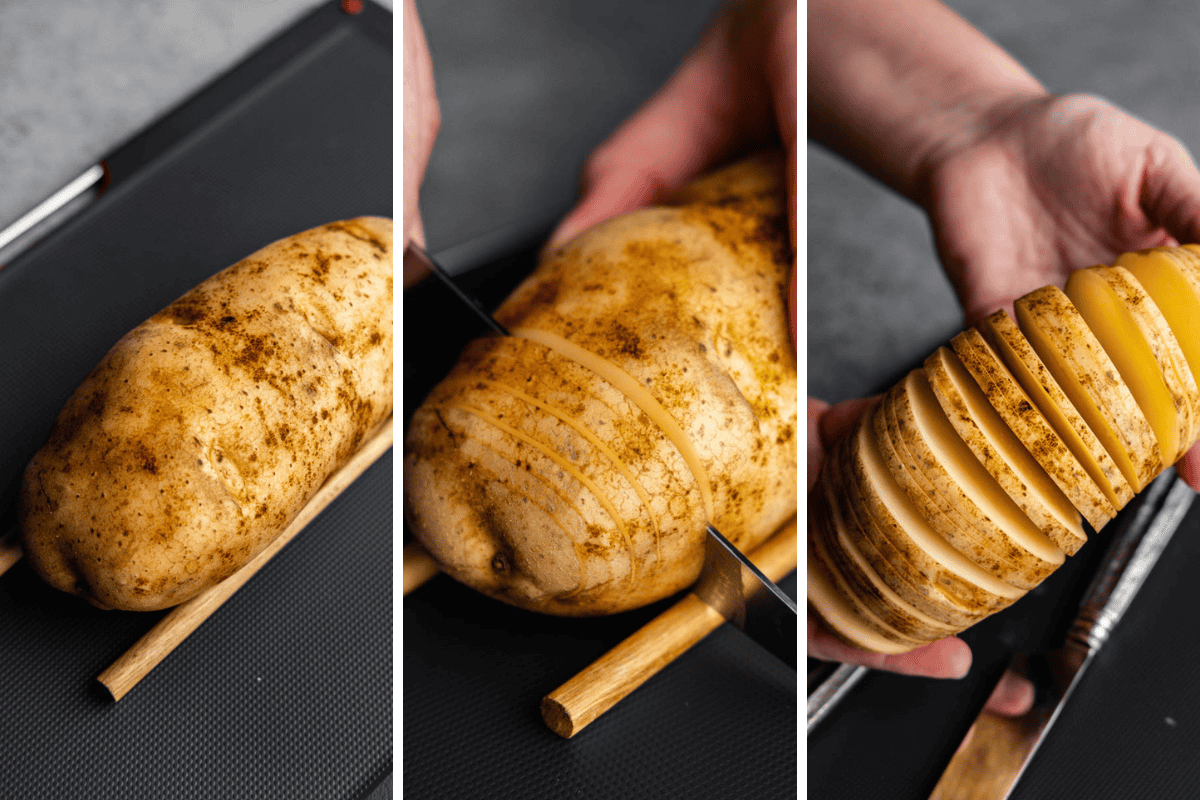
left=1015, top=286, right=1162, bottom=492
left=812, top=441, right=961, bottom=641
left=404, top=153, right=797, bottom=616
left=942, top=332, right=1088, bottom=552
left=1065, top=266, right=1195, bottom=463
left=809, top=248, right=1200, bottom=654
left=888, top=366, right=1064, bottom=585
left=20, top=218, right=394, bottom=611
left=979, top=309, right=1130, bottom=515
left=830, top=427, right=988, bottom=628
left=842, top=414, right=1024, bottom=613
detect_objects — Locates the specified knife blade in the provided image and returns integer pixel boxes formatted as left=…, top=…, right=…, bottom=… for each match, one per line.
left=404, top=244, right=510, bottom=336
left=409, top=241, right=798, bottom=670
left=694, top=522, right=798, bottom=670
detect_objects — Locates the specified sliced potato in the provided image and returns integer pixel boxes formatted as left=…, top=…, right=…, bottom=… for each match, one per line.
left=933, top=338, right=1088, bottom=553
left=843, top=414, right=1024, bottom=613
left=1065, top=266, right=1194, bottom=463
left=873, top=385, right=1014, bottom=572
left=892, top=365, right=1065, bottom=583
left=1014, top=285, right=1162, bottom=492
left=807, top=531, right=916, bottom=654
left=979, top=309, right=1132, bottom=515
left=810, top=467, right=959, bottom=642
left=1115, top=248, right=1200, bottom=450
left=828, top=426, right=985, bottom=629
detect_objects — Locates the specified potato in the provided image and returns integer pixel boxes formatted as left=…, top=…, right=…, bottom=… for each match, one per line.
left=19, top=218, right=394, bottom=611
left=809, top=250, right=1200, bottom=653
left=404, top=153, right=797, bottom=616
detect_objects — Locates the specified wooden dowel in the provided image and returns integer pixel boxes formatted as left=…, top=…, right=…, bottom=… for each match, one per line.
left=541, top=516, right=798, bottom=738
left=403, top=541, right=440, bottom=595
left=97, top=417, right=394, bottom=701
left=0, top=533, right=22, bottom=577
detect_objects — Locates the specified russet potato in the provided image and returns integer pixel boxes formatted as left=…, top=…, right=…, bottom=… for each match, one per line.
left=404, top=153, right=798, bottom=616
left=809, top=247, right=1200, bottom=653
left=20, top=218, right=393, bottom=611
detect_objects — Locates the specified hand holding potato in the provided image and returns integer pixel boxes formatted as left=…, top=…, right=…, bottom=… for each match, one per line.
left=547, top=0, right=797, bottom=344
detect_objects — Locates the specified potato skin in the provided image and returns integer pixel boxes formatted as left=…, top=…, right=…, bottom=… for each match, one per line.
left=19, top=218, right=393, bottom=611
left=404, top=154, right=797, bottom=616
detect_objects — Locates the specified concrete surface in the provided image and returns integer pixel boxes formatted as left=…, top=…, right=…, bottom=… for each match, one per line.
left=0, top=0, right=392, bottom=249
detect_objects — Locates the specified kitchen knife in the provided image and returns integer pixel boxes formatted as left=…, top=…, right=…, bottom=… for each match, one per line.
left=694, top=522, right=798, bottom=670
left=1002, top=472, right=1193, bottom=797
left=404, top=244, right=509, bottom=335
left=406, top=242, right=798, bottom=670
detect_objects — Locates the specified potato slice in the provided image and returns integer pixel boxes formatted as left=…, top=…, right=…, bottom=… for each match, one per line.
left=979, top=309, right=1132, bottom=514
left=1065, top=266, right=1195, bottom=463
left=810, top=464, right=960, bottom=642
left=883, top=376, right=1055, bottom=584
left=891, top=365, right=1065, bottom=583
left=878, top=392, right=1025, bottom=585
left=807, top=531, right=916, bottom=654
left=843, top=414, right=1024, bottom=613
left=1014, top=286, right=1162, bottom=492
left=1116, top=247, right=1200, bottom=449
left=874, top=386, right=1024, bottom=575
left=941, top=333, right=1090, bottom=551
left=827, top=428, right=985, bottom=629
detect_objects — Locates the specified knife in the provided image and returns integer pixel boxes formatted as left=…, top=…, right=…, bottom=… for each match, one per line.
left=404, top=242, right=799, bottom=671
left=404, top=244, right=509, bottom=336
left=694, top=522, right=798, bottom=669
left=1001, top=472, right=1193, bottom=797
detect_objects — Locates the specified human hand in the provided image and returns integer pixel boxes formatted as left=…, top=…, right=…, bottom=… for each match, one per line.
left=546, top=0, right=797, bottom=346
left=807, top=396, right=1035, bottom=717
left=919, top=92, right=1200, bottom=489
left=403, top=0, right=440, bottom=287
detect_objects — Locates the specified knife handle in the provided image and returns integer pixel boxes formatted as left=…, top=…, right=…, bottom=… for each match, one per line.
left=1061, top=472, right=1184, bottom=666
left=541, top=517, right=798, bottom=738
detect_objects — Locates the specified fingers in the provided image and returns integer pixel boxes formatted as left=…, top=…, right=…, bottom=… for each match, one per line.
left=764, top=0, right=797, bottom=253
left=1140, top=134, right=1200, bottom=246
left=808, top=612, right=973, bottom=678
left=1174, top=444, right=1200, bottom=492
left=982, top=668, right=1036, bottom=717
left=545, top=3, right=776, bottom=250
left=403, top=0, right=441, bottom=251
left=818, top=396, right=880, bottom=448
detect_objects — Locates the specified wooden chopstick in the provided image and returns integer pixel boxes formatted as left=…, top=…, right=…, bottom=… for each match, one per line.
left=97, top=416, right=394, bottom=701
left=541, top=516, right=798, bottom=738
left=403, top=541, right=440, bottom=595
left=0, top=532, right=22, bottom=577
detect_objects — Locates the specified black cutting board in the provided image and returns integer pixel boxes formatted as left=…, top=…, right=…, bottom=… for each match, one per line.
left=0, top=3, right=391, bottom=798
